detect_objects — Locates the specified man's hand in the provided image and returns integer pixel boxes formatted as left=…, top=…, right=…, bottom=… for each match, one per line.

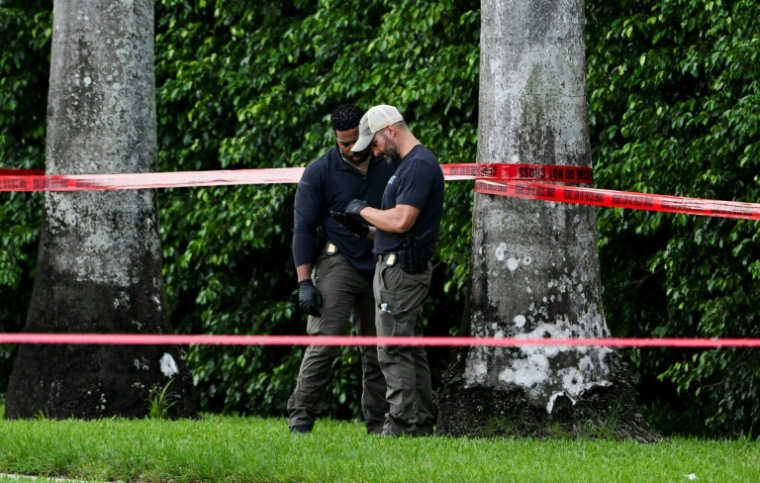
left=298, top=280, right=323, bottom=316
left=345, top=199, right=369, bottom=217
left=331, top=211, right=369, bottom=238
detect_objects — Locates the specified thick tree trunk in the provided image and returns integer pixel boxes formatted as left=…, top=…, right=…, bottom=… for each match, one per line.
left=5, top=0, right=196, bottom=419
left=437, top=0, right=658, bottom=441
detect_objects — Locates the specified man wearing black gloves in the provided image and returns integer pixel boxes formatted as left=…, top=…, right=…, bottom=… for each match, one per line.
left=341, top=105, right=444, bottom=437
left=289, top=104, right=396, bottom=434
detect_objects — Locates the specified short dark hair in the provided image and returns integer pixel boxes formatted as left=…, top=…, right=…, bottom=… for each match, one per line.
left=331, top=104, right=363, bottom=132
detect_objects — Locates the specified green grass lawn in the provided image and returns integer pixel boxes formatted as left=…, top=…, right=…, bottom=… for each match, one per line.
left=0, top=405, right=758, bottom=482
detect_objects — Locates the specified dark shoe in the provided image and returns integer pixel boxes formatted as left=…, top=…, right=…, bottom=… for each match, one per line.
left=290, top=424, right=312, bottom=434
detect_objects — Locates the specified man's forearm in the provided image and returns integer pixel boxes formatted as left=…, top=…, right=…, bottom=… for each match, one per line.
left=360, top=206, right=418, bottom=234
left=296, top=263, right=313, bottom=282
left=359, top=207, right=402, bottom=233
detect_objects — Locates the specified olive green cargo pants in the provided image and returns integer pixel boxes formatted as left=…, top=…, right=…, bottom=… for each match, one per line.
left=288, top=253, right=388, bottom=433
left=373, top=256, right=435, bottom=437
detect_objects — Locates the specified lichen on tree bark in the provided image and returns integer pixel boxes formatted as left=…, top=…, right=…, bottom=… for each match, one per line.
left=437, top=0, right=659, bottom=442
left=5, top=0, right=196, bottom=420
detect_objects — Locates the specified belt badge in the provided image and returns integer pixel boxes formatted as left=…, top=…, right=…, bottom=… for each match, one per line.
left=386, top=253, right=396, bottom=266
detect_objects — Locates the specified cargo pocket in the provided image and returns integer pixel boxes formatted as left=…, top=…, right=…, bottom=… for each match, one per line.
left=379, top=266, right=431, bottom=315
left=396, top=271, right=432, bottom=313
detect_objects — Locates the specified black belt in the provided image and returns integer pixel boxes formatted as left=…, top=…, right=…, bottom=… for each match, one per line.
left=377, top=250, right=430, bottom=274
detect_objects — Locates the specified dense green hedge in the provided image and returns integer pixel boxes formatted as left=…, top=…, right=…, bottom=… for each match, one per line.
left=587, top=0, right=760, bottom=436
left=0, top=0, right=50, bottom=405
left=151, top=0, right=478, bottom=417
left=2, top=0, right=759, bottom=437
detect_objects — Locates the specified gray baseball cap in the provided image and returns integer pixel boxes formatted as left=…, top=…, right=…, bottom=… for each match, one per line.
left=351, top=105, right=404, bottom=153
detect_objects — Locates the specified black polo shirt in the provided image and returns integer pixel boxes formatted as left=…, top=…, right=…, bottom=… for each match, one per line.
left=374, top=144, right=444, bottom=257
left=293, top=147, right=397, bottom=277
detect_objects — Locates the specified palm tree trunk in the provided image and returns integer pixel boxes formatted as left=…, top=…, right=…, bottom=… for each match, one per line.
left=437, top=0, right=658, bottom=442
left=5, top=0, right=196, bottom=419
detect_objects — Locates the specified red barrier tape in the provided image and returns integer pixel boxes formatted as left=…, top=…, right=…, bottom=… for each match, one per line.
left=442, top=163, right=594, bottom=184
left=0, top=163, right=591, bottom=192
left=5, top=165, right=758, bottom=223
left=0, top=168, right=306, bottom=192
left=1, top=333, right=759, bottom=348
left=2, top=165, right=758, bottom=349
left=476, top=180, right=760, bottom=221
left=0, top=168, right=45, bottom=176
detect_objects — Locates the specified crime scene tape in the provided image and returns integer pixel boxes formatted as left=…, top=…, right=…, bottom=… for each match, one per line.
left=442, top=163, right=594, bottom=183
left=476, top=180, right=760, bottom=221
left=0, top=168, right=45, bottom=176
left=0, top=167, right=306, bottom=191
left=3, top=164, right=759, bottom=349
left=0, top=163, right=590, bottom=191
left=1, top=333, right=760, bottom=348
left=8, top=164, right=759, bottom=221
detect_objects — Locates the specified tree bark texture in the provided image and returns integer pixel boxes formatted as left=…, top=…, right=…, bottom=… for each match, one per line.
left=5, top=0, right=196, bottom=419
left=437, top=0, right=658, bottom=442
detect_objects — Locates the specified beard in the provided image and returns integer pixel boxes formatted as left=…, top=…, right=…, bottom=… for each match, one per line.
left=378, top=131, right=399, bottom=164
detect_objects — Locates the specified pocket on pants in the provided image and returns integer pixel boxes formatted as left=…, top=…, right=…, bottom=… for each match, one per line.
left=378, top=266, right=431, bottom=315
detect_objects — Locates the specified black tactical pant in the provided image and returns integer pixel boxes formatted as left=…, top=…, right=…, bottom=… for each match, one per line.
left=288, top=253, right=387, bottom=433
left=373, top=255, right=435, bottom=436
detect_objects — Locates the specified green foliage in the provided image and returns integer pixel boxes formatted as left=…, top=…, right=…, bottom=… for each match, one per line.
left=0, top=1, right=50, bottom=395
left=147, top=379, right=179, bottom=419
left=0, top=0, right=479, bottom=419
left=152, top=0, right=478, bottom=417
left=587, top=0, right=760, bottom=437
left=5, top=0, right=760, bottom=439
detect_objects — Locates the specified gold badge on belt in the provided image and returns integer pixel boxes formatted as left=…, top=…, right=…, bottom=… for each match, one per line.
left=325, top=243, right=338, bottom=256
left=386, top=253, right=396, bottom=266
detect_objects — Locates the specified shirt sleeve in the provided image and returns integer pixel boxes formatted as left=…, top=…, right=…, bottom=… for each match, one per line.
left=292, top=163, right=323, bottom=267
left=395, top=160, right=434, bottom=210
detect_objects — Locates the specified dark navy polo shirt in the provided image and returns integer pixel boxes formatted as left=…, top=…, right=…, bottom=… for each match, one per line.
left=293, top=146, right=397, bottom=277
left=374, top=144, right=444, bottom=257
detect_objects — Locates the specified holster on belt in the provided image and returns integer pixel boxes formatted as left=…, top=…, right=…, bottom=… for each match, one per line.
left=398, top=231, right=432, bottom=274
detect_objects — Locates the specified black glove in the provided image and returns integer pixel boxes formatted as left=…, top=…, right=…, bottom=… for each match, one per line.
left=298, top=280, right=323, bottom=316
left=345, top=199, right=369, bottom=217
left=331, top=211, right=369, bottom=238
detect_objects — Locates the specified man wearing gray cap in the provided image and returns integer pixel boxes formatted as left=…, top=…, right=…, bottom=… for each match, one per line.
left=289, top=104, right=394, bottom=435
left=336, top=105, right=444, bottom=437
